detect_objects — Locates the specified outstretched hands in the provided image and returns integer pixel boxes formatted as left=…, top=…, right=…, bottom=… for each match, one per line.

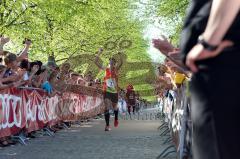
left=152, top=35, right=175, bottom=55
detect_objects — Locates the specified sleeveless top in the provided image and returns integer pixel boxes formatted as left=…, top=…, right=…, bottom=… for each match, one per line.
left=103, top=67, right=118, bottom=93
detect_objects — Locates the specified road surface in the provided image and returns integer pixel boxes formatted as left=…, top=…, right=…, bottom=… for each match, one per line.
left=0, top=117, right=176, bottom=159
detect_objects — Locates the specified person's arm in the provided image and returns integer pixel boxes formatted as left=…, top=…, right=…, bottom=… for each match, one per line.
left=28, top=65, right=38, bottom=81
left=0, top=36, right=10, bottom=55
left=203, top=0, right=240, bottom=45
left=152, top=35, right=175, bottom=55
left=0, top=81, right=14, bottom=90
left=0, top=78, right=26, bottom=90
left=186, top=0, right=240, bottom=72
left=116, top=51, right=124, bottom=71
left=17, top=39, right=32, bottom=61
left=1, top=75, right=20, bottom=83
left=94, top=48, right=105, bottom=70
left=32, top=71, right=47, bottom=88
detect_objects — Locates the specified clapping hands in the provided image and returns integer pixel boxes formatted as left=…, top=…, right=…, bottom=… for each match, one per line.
left=152, top=35, right=175, bottom=55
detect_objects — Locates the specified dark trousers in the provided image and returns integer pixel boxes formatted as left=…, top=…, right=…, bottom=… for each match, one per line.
left=128, top=105, right=136, bottom=115
left=127, top=106, right=131, bottom=115
left=190, top=69, right=240, bottom=159
left=132, top=105, right=135, bottom=114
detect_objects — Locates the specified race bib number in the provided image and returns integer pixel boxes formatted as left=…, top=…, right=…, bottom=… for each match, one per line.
left=129, top=94, right=134, bottom=100
left=106, top=78, right=116, bottom=88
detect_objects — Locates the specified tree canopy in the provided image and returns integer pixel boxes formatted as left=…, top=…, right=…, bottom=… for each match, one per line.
left=0, top=0, right=190, bottom=101
left=156, top=0, right=189, bottom=45
left=0, top=0, right=158, bottom=101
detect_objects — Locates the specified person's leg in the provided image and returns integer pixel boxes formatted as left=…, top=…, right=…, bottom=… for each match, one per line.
left=112, top=102, right=119, bottom=127
left=192, top=69, right=240, bottom=159
left=127, top=105, right=131, bottom=115
left=113, top=102, right=118, bottom=119
left=112, top=93, right=119, bottom=127
left=104, top=97, right=111, bottom=131
left=132, top=105, right=136, bottom=115
left=208, top=70, right=240, bottom=159
left=104, top=109, right=110, bottom=126
left=121, top=100, right=124, bottom=113
left=190, top=72, right=220, bottom=159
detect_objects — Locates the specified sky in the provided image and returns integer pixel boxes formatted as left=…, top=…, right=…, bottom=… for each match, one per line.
left=132, top=0, right=174, bottom=64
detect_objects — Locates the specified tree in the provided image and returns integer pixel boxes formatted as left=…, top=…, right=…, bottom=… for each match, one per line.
left=0, top=0, right=157, bottom=101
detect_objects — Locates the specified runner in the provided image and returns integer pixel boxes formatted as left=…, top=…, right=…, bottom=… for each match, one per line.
left=126, top=84, right=136, bottom=117
left=95, top=48, right=123, bottom=131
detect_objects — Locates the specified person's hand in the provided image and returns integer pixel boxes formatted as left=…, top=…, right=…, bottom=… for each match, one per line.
left=96, top=47, right=104, bottom=57
left=24, top=39, right=32, bottom=46
left=98, top=47, right=103, bottom=53
left=186, top=40, right=233, bottom=73
left=152, top=35, right=175, bottom=55
left=31, top=65, right=39, bottom=74
left=0, top=36, right=10, bottom=45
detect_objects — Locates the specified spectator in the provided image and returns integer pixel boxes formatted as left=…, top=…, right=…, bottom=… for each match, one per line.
left=18, top=59, right=39, bottom=87
left=94, top=78, right=102, bottom=88
left=181, top=0, right=240, bottom=158
left=2, top=52, right=23, bottom=85
left=84, top=71, right=94, bottom=86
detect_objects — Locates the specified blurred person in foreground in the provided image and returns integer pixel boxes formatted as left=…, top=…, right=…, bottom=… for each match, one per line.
left=181, top=0, right=240, bottom=159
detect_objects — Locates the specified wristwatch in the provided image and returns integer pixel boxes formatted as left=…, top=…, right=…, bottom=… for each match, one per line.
left=198, top=35, right=218, bottom=51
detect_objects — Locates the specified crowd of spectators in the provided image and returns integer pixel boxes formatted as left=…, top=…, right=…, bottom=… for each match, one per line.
left=152, top=36, right=192, bottom=158
left=0, top=35, right=103, bottom=147
left=152, top=36, right=190, bottom=101
left=0, top=35, right=150, bottom=147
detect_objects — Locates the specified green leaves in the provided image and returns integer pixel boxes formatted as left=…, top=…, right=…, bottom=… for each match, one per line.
left=0, top=0, right=158, bottom=101
left=156, top=0, right=189, bottom=45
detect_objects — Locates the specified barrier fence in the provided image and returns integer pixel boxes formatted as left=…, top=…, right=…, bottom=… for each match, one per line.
left=0, top=87, right=104, bottom=138
left=1, top=83, right=192, bottom=159
left=157, top=81, right=192, bottom=159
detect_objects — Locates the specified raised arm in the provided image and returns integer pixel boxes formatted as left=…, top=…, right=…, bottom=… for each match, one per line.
left=28, top=65, right=39, bottom=82
left=94, top=48, right=105, bottom=70
left=116, top=51, right=124, bottom=71
left=0, top=36, right=10, bottom=55
left=152, top=35, right=175, bottom=55
left=32, top=70, right=47, bottom=88
left=186, top=0, right=240, bottom=72
left=17, top=39, right=32, bottom=61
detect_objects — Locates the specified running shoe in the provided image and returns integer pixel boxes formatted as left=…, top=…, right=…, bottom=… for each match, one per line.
left=105, top=126, right=111, bottom=131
